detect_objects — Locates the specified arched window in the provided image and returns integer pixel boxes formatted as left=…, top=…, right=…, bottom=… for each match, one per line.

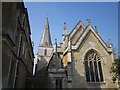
left=84, top=49, right=104, bottom=82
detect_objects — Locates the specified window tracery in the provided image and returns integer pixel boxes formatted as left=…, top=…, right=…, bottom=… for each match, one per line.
left=84, top=49, right=104, bottom=82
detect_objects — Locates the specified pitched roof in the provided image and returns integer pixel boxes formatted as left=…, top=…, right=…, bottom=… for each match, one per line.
left=69, top=20, right=85, bottom=37
left=39, top=17, right=52, bottom=47
left=72, top=24, right=112, bottom=53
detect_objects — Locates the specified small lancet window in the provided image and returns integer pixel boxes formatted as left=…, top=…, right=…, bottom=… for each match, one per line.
left=45, top=49, right=47, bottom=56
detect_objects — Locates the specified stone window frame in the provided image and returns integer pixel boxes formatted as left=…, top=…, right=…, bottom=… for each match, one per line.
left=84, top=49, right=104, bottom=82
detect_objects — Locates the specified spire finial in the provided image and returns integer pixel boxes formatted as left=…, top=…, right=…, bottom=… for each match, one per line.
left=46, top=13, right=49, bottom=18
left=107, top=39, right=112, bottom=48
left=55, top=39, right=57, bottom=44
left=62, top=22, right=67, bottom=42
left=46, top=16, right=48, bottom=24
left=64, top=22, right=67, bottom=30
left=87, top=19, right=91, bottom=25
left=63, top=22, right=67, bottom=35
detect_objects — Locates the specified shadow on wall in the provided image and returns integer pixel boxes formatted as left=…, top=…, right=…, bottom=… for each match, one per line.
left=33, top=66, right=54, bottom=88
left=33, top=57, right=54, bottom=88
left=32, top=55, right=102, bottom=89
left=36, top=56, right=48, bottom=71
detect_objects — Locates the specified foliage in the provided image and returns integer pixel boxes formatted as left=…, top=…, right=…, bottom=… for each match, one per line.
left=110, top=57, right=120, bottom=83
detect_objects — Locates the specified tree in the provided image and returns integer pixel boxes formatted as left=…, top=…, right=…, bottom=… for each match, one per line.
left=110, top=57, right=120, bottom=88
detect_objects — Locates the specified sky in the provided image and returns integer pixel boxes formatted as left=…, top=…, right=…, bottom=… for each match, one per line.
left=24, top=2, right=118, bottom=61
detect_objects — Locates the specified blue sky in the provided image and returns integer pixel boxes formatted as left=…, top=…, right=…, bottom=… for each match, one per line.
left=24, top=2, right=118, bottom=57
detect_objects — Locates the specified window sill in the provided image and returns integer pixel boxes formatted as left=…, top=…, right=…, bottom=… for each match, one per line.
left=87, top=82, right=106, bottom=84
left=87, top=82, right=106, bottom=88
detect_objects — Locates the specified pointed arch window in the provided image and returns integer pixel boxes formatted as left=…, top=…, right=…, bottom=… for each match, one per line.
left=84, top=49, right=104, bottom=82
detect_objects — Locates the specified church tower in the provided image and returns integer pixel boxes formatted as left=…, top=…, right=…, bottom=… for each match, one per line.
left=36, top=17, right=53, bottom=72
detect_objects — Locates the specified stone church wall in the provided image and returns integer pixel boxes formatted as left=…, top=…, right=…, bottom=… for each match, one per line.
left=72, top=31, right=117, bottom=88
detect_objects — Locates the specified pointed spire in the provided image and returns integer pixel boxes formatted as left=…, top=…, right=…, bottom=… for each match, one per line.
left=39, top=17, right=52, bottom=47
left=62, top=22, right=67, bottom=42
left=107, top=39, right=113, bottom=48
left=53, top=39, right=57, bottom=53
left=55, top=39, right=57, bottom=44
left=63, top=22, right=67, bottom=35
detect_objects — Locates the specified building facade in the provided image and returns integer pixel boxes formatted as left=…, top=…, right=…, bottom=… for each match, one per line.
left=34, top=17, right=118, bottom=89
left=2, top=2, right=34, bottom=88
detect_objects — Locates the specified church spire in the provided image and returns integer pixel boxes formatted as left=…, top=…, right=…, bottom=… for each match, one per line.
left=39, top=17, right=52, bottom=47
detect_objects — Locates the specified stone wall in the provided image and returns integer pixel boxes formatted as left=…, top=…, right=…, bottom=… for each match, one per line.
left=2, top=2, right=34, bottom=88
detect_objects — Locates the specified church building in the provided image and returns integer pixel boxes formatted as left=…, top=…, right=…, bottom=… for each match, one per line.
left=34, top=17, right=118, bottom=89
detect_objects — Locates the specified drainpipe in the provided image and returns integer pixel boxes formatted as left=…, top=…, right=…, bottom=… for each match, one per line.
left=13, top=30, right=22, bottom=88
